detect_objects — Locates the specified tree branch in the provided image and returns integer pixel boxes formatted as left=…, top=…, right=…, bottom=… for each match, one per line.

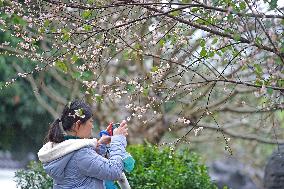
left=123, top=0, right=284, bottom=58
left=45, top=0, right=284, bottom=19
left=12, top=63, right=58, bottom=118
left=196, top=123, right=284, bottom=144
left=38, top=75, right=67, bottom=105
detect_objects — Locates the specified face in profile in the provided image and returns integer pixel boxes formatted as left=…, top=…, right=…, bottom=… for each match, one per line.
left=76, top=118, right=94, bottom=139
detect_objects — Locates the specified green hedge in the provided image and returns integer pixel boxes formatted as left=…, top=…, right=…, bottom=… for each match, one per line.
left=15, top=144, right=217, bottom=189
left=15, top=161, right=52, bottom=189
left=126, top=145, right=217, bottom=189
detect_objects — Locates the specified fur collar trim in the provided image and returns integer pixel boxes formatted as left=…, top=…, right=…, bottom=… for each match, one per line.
left=38, top=138, right=97, bottom=163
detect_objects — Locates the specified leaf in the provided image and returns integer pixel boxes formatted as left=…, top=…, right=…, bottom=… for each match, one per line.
left=170, top=10, right=181, bottom=17
left=75, top=108, right=85, bottom=118
left=11, top=15, right=27, bottom=26
left=277, top=79, right=284, bottom=87
left=44, top=20, right=50, bottom=27
left=151, top=66, right=159, bottom=72
left=216, top=51, right=222, bottom=57
left=239, top=2, right=246, bottom=10
left=143, top=87, right=149, bottom=96
left=231, top=3, right=240, bottom=12
left=267, top=87, right=273, bottom=95
left=224, top=28, right=231, bottom=34
left=126, top=84, right=135, bottom=92
left=71, top=71, right=81, bottom=79
left=55, top=61, right=68, bottom=73
left=269, top=0, right=278, bottom=9
left=221, top=47, right=227, bottom=53
left=81, top=70, right=93, bottom=80
left=164, top=100, right=176, bottom=113
left=200, top=39, right=206, bottom=47
left=62, top=33, right=70, bottom=41
left=50, top=28, right=56, bottom=33
left=227, top=14, right=234, bottom=21
left=95, top=95, right=103, bottom=103
left=254, top=79, right=263, bottom=86
left=206, top=17, right=215, bottom=25
left=87, top=0, right=95, bottom=4
left=253, top=64, right=263, bottom=77
left=134, top=43, right=142, bottom=50
left=212, top=38, right=218, bottom=45
left=200, top=48, right=207, bottom=57
left=241, top=64, right=248, bottom=71
left=82, top=10, right=92, bottom=19
left=208, top=51, right=215, bottom=58
left=191, top=8, right=199, bottom=13
left=233, top=33, right=241, bottom=41
left=61, top=28, right=70, bottom=41
left=71, top=55, right=79, bottom=63
left=195, top=18, right=205, bottom=24
left=255, top=37, right=262, bottom=45
left=74, top=58, right=85, bottom=66
left=159, top=39, right=166, bottom=47
left=83, top=24, right=93, bottom=31
left=123, top=50, right=129, bottom=60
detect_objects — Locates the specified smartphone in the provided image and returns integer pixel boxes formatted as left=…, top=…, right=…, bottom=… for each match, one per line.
left=112, top=123, right=120, bottom=134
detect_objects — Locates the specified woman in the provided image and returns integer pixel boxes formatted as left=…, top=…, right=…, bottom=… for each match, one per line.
left=38, top=99, right=129, bottom=189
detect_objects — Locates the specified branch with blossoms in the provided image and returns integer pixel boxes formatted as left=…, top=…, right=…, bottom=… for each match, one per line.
left=44, top=0, right=284, bottom=19
left=126, top=0, right=284, bottom=59
left=115, top=37, right=284, bottom=92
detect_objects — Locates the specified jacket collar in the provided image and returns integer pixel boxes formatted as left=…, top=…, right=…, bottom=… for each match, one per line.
left=38, top=138, right=97, bottom=163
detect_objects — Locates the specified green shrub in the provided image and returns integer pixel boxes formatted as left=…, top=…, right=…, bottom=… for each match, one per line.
left=126, top=144, right=217, bottom=189
left=14, top=161, right=52, bottom=189
left=15, top=145, right=217, bottom=189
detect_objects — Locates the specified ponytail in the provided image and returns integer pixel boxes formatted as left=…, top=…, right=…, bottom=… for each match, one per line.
left=45, top=118, right=64, bottom=143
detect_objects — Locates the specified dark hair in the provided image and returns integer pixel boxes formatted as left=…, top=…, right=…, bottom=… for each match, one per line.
left=45, top=99, right=93, bottom=143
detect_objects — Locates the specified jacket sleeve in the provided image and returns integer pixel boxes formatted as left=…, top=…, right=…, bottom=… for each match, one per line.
left=96, top=143, right=107, bottom=156
left=75, top=135, right=127, bottom=180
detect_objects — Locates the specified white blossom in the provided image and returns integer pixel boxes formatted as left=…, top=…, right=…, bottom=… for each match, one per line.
left=194, top=127, right=203, bottom=136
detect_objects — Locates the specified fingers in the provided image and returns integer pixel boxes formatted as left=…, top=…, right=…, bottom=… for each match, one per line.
left=122, top=127, right=129, bottom=136
left=120, top=120, right=127, bottom=127
left=113, top=126, right=128, bottom=136
left=106, top=122, right=113, bottom=130
left=121, top=121, right=128, bottom=136
left=112, top=120, right=129, bottom=136
left=125, top=128, right=129, bottom=136
left=98, top=135, right=111, bottom=144
left=106, top=122, right=113, bottom=134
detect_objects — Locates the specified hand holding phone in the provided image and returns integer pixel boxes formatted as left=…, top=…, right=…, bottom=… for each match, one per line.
left=113, top=120, right=128, bottom=136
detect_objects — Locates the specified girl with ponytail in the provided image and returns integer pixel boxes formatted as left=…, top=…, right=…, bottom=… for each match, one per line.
left=38, top=99, right=132, bottom=189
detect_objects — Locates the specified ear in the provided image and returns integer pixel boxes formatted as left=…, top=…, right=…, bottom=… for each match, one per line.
left=73, top=120, right=82, bottom=132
